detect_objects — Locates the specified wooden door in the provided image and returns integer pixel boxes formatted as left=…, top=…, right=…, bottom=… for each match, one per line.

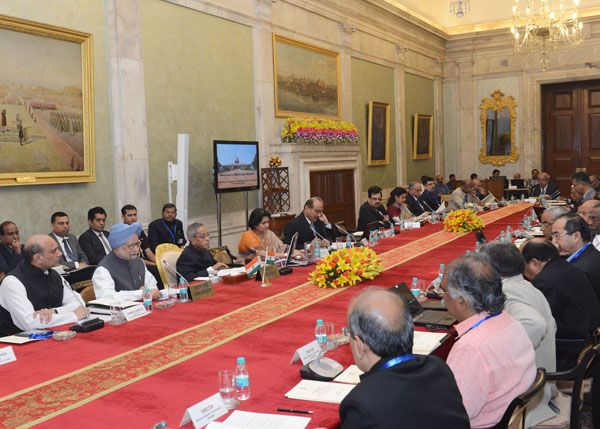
left=542, top=80, right=600, bottom=197
left=309, top=169, right=356, bottom=229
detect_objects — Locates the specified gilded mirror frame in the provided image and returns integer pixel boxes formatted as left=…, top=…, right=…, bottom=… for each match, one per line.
left=479, top=90, right=518, bottom=166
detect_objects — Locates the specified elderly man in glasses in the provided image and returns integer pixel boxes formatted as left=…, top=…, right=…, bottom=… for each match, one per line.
left=92, top=222, right=160, bottom=301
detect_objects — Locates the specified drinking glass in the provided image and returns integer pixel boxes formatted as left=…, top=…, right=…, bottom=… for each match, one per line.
left=325, top=322, right=337, bottom=350
left=218, top=370, right=239, bottom=410
left=108, top=301, right=125, bottom=326
left=303, top=242, right=313, bottom=262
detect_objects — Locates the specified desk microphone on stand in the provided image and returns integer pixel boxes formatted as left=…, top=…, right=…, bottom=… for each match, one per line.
left=300, top=343, right=343, bottom=381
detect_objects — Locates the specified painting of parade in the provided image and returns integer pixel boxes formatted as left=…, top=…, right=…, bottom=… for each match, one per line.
left=273, top=35, right=341, bottom=120
left=0, top=15, right=95, bottom=186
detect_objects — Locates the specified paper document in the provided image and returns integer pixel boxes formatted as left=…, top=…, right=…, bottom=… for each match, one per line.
left=412, top=331, right=448, bottom=355
left=206, top=410, right=310, bottom=429
left=0, top=335, right=37, bottom=344
left=217, top=267, right=247, bottom=277
left=482, top=193, right=497, bottom=204
left=333, top=365, right=364, bottom=385
left=285, top=379, right=355, bottom=404
left=88, top=299, right=139, bottom=308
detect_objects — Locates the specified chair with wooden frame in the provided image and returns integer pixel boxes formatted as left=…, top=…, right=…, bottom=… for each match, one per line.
left=155, top=244, right=184, bottom=288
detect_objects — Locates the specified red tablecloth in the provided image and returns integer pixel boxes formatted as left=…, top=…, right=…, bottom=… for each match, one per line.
left=0, top=205, right=532, bottom=428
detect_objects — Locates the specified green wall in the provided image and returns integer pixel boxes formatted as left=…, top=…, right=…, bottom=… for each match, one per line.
left=140, top=0, right=257, bottom=219
left=351, top=58, right=397, bottom=192
left=0, top=0, right=115, bottom=238
left=404, top=72, right=435, bottom=183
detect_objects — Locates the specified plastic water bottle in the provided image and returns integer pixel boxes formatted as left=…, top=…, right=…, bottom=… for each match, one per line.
left=235, top=357, right=250, bottom=400
left=315, top=319, right=327, bottom=348
left=346, top=234, right=352, bottom=248
left=438, top=264, right=445, bottom=277
left=143, top=288, right=153, bottom=313
left=506, top=225, right=512, bottom=240
left=411, top=277, right=419, bottom=298
left=369, top=231, right=375, bottom=247
left=499, top=230, right=505, bottom=241
left=178, top=277, right=189, bottom=303
left=475, top=241, right=482, bottom=253
left=313, top=240, right=321, bottom=261
left=465, top=250, right=471, bottom=255
left=511, top=194, right=515, bottom=204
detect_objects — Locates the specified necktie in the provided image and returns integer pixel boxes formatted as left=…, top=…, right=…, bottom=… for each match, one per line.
left=309, top=222, right=317, bottom=238
left=98, top=232, right=111, bottom=254
left=62, top=238, right=75, bottom=262
left=542, top=187, right=546, bottom=195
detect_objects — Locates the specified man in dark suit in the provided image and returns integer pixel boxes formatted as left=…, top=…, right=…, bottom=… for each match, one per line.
left=282, top=197, right=336, bottom=250
left=530, top=172, right=560, bottom=198
left=522, top=238, right=600, bottom=370
left=552, top=213, right=600, bottom=303
left=405, top=182, right=426, bottom=216
left=339, top=288, right=469, bottom=429
left=419, top=176, right=440, bottom=211
left=357, top=186, right=391, bottom=231
left=148, top=203, right=187, bottom=253
left=176, top=223, right=228, bottom=282
left=0, top=221, right=24, bottom=283
left=49, top=212, right=89, bottom=269
left=78, top=207, right=111, bottom=265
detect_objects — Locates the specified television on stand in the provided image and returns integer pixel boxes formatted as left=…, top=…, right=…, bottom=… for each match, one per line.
left=213, top=140, right=259, bottom=194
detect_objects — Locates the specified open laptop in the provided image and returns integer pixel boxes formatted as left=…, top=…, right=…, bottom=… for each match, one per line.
left=388, top=282, right=457, bottom=328
left=511, top=179, right=525, bottom=188
left=285, top=232, right=313, bottom=267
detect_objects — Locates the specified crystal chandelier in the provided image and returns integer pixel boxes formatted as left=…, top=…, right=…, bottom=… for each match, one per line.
left=511, top=0, right=583, bottom=71
left=449, top=0, right=470, bottom=18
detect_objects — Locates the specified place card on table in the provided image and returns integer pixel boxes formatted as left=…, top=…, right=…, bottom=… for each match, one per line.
left=290, top=340, right=321, bottom=365
left=121, top=304, right=148, bottom=322
left=0, top=346, right=17, bottom=365
left=180, top=392, right=229, bottom=429
left=189, top=280, right=215, bottom=301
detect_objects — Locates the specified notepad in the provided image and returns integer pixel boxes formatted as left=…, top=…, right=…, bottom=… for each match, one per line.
left=206, top=410, right=310, bottom=429
left=285, top=379, right=355, bottom=404
left=412, top=331, right=448, bottom=355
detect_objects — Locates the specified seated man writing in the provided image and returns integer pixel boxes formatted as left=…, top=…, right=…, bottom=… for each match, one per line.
left=176, top=223, right=228, bottom=282
left=0, top=235, right=88, bottom=335
left=339, top=287, right=470, bottom=429
left=92, top=222, right=161, bottom=302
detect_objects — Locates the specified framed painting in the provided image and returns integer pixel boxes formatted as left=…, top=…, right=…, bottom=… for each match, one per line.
left=367, top=101, right=390, bottom=166
left=413, top=114, right=433, bottom=160
left=0, top=14, right=95, bottom=187
left=273, top=34, right=341, bottom=120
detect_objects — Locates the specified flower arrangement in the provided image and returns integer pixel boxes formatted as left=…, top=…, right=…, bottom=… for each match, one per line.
left=309, top=247, right=383, bottom=289
left=281, top=117, right=359, bottom=145
left=269, top=155, right=282, bottom=168
left=443, top=209, right=485, bottom=233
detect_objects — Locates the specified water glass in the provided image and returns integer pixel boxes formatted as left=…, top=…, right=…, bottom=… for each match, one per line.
left=168, top=284, right=178, bottom=300
left=336, top=237, right=346, bottom=249
left=108, top=301, right=125, bottom=325
left=303, top=242, right=313, bottom=262
left=325, top=322, right=337, bottom=350
left=218, top=370, right=239, bottom=410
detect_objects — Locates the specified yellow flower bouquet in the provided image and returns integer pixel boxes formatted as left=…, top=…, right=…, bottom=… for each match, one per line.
left=269, top=155, right=282, bottom=168
left=309, top=247, right=383, bottom=289
left=443, top=209, right=485, bottom=232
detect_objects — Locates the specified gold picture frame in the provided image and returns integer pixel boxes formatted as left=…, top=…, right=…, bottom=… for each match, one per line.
left=413, top=114, right=433, bottom=160
left=0, top=14, right=95, bottom=186
left=273, top=34, right=341, bottom=120
left=479, top=90, right=518, bottom=166
left=367, top=101, right=390, bottom=165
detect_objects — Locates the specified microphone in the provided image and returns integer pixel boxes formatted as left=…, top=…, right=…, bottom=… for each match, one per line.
left=375, top=208, right=391, bottom=227
left=335, top=224, right=357, bottom=243
left=549, top=188, right=561, bottom=200
left=420, top=199, right=434, bottom=213
left=162, top=260, right=191, bottom=289
left=63, top=278, right=90, bottom=323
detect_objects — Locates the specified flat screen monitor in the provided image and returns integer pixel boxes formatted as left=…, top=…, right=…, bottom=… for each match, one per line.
left=213, top=140, right=259, bottom=193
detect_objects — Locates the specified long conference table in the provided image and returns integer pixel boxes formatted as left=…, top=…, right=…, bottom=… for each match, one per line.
left=0, top=204, right=532, bottom=428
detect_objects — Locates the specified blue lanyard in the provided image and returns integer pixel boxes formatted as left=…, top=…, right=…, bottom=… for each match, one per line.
left=161, top=219, right=176, bottom=242
left=462, top=312, right=501, bottom=337
left=568, top=243, right=590, bottom=263
left=378, top=354, right=416, bottom=371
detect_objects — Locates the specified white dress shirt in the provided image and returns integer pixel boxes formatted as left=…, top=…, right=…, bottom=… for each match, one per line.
left=593, top=234, right=600, bottom=251
left=92, top=265, right=158, bottom=302
left=96, top=231, right=112, bottom=254
left=0, top=274, right=83, bottom=331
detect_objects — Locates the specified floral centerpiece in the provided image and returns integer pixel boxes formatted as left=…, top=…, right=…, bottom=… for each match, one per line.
left=281, top=117, right=359, bottom=145
left=269, top=155, right=282, bottom=168
left=443, top=209, right=485, bottom=233
left=309, top=247, right=383, bottom=289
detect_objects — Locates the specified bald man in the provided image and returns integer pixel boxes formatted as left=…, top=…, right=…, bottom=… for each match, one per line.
left=447, top=179, right=475, bottom=211
left=530, top=172, right=560, bottom=198
left=340, top=288, right=469, bottom=428
left=0, top=235, right=88, bottom=335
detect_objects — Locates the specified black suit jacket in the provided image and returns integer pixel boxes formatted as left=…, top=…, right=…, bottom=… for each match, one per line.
left=530, top=182, right=560, bottom=198
left=531, top=257, right=600, bottom=369
left=282, top=214, right=336, bottom=250
left=571, top=243, right=600, bottom=304
left=148, top=218, right=186, bottom=252
left=0, top=244, right=24, bottom=277
left=78, top=229, right=110, bottom=265
left=176, top=245, right=216, bottom=282
left=357, top=202, right=390, bottom=232
left=50, top=233, right=90, bottom=268
left=405, top=194, right=425, bottom=216
left=339, top=355, right=470, bottom=429
left=419, top=190, right=440, bottom=212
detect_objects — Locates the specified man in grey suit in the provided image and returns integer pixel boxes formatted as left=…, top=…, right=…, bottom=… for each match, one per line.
left=447, top=179, right=475, bottom=211
left=49, top=212, right=89, bottom=269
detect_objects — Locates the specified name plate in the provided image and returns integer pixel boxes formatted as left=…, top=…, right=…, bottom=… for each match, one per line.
left=290, top=340, right=322, bottom=365
left=257, top=264, right=280, bottom=282
left=0, top=346, right=17, bottom=366
left=180, top=392, right=228, bottom=429
left=189, top=280, right=215, bottom=301
left=405, top=221, right=421, bottom=229
left=121, top=304, right=148, bottom=322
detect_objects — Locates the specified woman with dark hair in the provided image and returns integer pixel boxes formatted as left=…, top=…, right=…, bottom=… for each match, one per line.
left=238, top=208, right=301, bottom=259
left=386, top=187, right=414, bottom=220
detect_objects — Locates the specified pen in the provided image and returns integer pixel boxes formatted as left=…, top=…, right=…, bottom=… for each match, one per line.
left=277, top=408, right=313, bottom=415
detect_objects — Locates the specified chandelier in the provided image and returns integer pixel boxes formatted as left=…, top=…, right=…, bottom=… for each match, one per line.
left=511, top=0, right=583, bottom=71
left=450, top=0, right=470, bottom=18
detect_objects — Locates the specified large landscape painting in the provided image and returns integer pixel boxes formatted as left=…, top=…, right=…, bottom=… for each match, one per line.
left=273, top=35, right=341, bottom=120
left=0, top=15, right=95, bottom=186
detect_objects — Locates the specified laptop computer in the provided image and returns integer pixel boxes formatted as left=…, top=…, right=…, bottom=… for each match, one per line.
left=285, top=232, right=313, bottom=267
left=511, top=179, right=525, bottom=188
left=388, top=282, right=457, bottom=328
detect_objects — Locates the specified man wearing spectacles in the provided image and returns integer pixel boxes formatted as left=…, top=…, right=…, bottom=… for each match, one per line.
left=552, top=213, right=600, bottom=303
left=92, top=222, right=160, bottom=302
left=176, top=223, right=228, bottom=282
left=539, top=206, right=568, bottom=242
left=339, top=288, right=469, bottom=428
left=357, top=186, right=391, bottom=232
left=282, top=197, right=336, bottom=249
left=579, top=200, right=600, bottom=251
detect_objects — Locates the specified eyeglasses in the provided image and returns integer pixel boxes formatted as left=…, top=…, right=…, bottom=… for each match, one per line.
left=370, top=197, right=382, bottom=202
left=432, top=284, right=448, bottom=296
left=551, top=231, right=572, bottom=239
left=126, top=241, right=142, bottom=249
left=197, top=234, right=210, bottom=240
left=540, top=221, right=553, bottom=227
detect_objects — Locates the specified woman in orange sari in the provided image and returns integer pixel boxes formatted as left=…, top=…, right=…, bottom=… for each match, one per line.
left=238, top=208, right=301, bottom=259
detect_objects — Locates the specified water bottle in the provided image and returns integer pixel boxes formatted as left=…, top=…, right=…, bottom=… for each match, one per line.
left=475, top=241, right=482, bottom=253
left=235, top=357, right=250, bottom=400
left=500, top=237, right=506, bottom=243
left=438, top=264, right=445, bottom=277
left=315, top=319, right=327, bottom=348
left=465, top=250, right=471, bottom=255
left=506, top=226, right=512, bottom=241
left=411, top=277, right=419, bottom=298
left=178, top=277, right=189, bottom=303
left=143, top=288, right=153, bottom=313
left=510, top=194, right=515, bottom=204
left=369, top=231, right=375, bottom=247
left=313, top=240, right=321, bottom=261
left=346, top=234, right=352, bottom=248
left=499, top=230, right=505, bottom=241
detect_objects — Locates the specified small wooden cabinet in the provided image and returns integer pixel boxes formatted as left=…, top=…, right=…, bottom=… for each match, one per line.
left=262, top=167, right=294, bottom=236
